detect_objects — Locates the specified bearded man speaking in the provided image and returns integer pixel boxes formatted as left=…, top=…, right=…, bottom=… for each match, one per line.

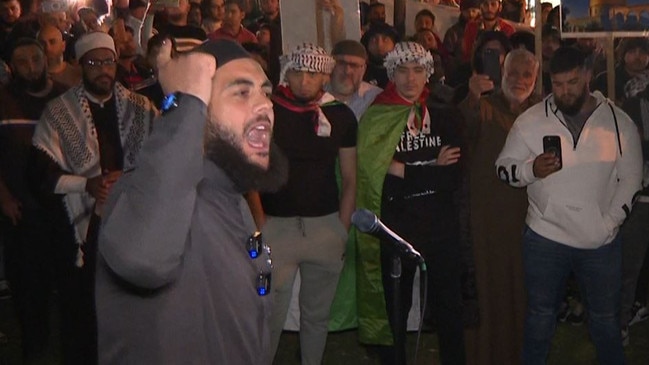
left=95, top=39, right=288, bottom=365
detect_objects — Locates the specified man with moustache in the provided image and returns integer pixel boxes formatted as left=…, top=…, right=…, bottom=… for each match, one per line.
left=462, top=0, right=515, bottom=63
left=496, top=46, right=643, bottom=364
left=32, top=31, right=156, bottom=364
left=259, top=43, right=357, bottom=365
left=326, top=39, right=382, bottom=120
left=461, top=48, right=541, bottom=365
left=38, top=24, right=82, bottom=89
left=0, top=38, right=66, bottom=363
left=95, top=39, right=287, bottom=364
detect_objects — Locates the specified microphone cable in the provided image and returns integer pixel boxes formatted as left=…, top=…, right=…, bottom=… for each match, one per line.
left=412, top=262, right=428, bottom=365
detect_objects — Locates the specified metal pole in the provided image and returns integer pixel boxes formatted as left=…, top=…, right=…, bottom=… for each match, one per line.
left=535, top=0, right=543, bottom=96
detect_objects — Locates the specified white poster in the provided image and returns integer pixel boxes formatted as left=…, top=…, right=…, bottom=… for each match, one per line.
left=281, top=0, right=362, bottom=53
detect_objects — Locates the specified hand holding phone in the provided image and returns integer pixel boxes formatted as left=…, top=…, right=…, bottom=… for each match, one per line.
left=543, top=135, right=562, bottom=168
left=481, top=48, right=502, bottom=88
left=534, top=135, right=562, bottom=177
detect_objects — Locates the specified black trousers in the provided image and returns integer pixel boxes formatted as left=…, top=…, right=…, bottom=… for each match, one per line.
left=51, top=211, right=99, bottom=365
left=2, top=204, right=53, bottom=362
left=378, top=175, right=466, bottom=365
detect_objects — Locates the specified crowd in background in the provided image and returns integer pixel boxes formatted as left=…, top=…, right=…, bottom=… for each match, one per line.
left=0, top=0, right=648, bottom=364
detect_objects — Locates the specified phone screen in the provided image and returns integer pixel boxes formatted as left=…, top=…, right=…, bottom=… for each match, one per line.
left=543, top=135, right=563, bottom=170
left=482, top=48, right=502, bottom=88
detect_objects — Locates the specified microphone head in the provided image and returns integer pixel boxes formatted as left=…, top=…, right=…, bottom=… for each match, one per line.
left=351, top=208, right=378, bottom=233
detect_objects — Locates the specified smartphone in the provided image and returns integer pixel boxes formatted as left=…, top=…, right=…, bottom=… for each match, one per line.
left=543, top=135, right=562, bottom=170
left=482, top=48, right=502, bottom=88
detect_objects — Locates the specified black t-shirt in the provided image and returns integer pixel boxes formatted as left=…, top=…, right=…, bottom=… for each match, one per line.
left=261, top=101, right=357, bottom=217
left=381, top=100, right=464, bottom=243
left=387, top=100, right=463, bottom=198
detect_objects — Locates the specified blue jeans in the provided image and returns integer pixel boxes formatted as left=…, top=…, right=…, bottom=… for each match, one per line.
left=521, top=227, right=625, bottom=365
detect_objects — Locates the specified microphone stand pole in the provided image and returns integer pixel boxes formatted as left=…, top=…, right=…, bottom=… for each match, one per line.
left=390, top=255, right=406, bottom=365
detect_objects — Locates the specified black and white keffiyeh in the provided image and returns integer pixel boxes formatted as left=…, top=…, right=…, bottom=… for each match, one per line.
left=384, top=41, right=435, bottom=81
left=33, top=82, right=155, bottom=266
left=625, top=70, right=649, bottom=99
left=279, top=43, right=335, bottom=85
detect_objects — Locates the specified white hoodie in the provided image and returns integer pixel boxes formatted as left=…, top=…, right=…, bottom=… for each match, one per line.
left=496, top=91, right=643, bottom=249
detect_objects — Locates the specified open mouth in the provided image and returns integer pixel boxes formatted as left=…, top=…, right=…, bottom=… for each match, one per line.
left=245, top=122, right=271, bottom=151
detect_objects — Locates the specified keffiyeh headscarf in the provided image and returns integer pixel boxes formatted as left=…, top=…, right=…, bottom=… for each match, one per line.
left=279, top=43, right=336, bottom=85
left=625, top=70, right=649, bottom=99
left=276, top=43, right=337, bottom=137
left=384, top=42, right=435, bottom=81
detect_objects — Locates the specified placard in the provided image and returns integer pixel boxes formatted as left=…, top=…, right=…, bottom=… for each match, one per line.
left=561, top=0, right=649, bottom=38
left=281, top=0, right=362, bottom=53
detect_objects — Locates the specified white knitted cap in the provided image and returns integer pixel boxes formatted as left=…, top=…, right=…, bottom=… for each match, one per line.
left=75, top=31, right=116, bottom=60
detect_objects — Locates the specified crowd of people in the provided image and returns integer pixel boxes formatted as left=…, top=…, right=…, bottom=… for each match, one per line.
left=0, top=0, right=648, bottom=364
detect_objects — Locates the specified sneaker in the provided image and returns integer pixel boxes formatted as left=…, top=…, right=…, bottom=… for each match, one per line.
left=629, top=301, right=649, bottom=326
left=566, top=301, right=586, bottom=326
left=621, top=326, right=629, bottom=347
left=566, top=309, right=586, bottom=326
left=557, top=301, right=570, bottom=322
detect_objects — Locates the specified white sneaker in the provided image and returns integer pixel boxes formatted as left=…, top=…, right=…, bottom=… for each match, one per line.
left=629, top=301, right=649, bottom=326
left=621, top=326, right=629, bottom=347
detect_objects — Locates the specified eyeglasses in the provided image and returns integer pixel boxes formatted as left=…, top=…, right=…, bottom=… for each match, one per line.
left=247, top=231, right=272, bottom=296
left=83, top=58, right=117, bottom=68
left=336, top=60, right=365, bottom=71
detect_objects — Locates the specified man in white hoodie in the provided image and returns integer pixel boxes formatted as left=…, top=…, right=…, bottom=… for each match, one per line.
left=496, top=46, right=643, bottom=364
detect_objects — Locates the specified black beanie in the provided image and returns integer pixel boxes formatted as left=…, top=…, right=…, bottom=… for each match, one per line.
left=7, top=37, right=44, bottom=61
left=332, top=40, right=368, bottom=60
left=193, top=39, right=252, bottom=68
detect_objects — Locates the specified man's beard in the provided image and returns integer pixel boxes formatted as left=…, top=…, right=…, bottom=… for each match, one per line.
left=502, top=76, right=533, bottom=105
left=483, top=12, right=497, bottom=21
left=332, top=75, right=358, bottom=97
left=83, top=73, right=115, bottom=97
left=12, top=70, right=48, bottom=94
left=205, top=123, right=289, bottom=193
left=555, top=84, right=588, bottom=116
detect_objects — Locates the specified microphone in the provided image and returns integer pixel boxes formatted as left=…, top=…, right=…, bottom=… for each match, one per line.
left=352, top=208, right=425, bottom=264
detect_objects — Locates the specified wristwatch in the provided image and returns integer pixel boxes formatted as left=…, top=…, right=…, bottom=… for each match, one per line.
left=160, top=92, right=181, bottom=115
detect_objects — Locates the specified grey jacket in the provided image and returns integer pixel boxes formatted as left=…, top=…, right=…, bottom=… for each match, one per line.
left=96, top=95, right=272, bottom=365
